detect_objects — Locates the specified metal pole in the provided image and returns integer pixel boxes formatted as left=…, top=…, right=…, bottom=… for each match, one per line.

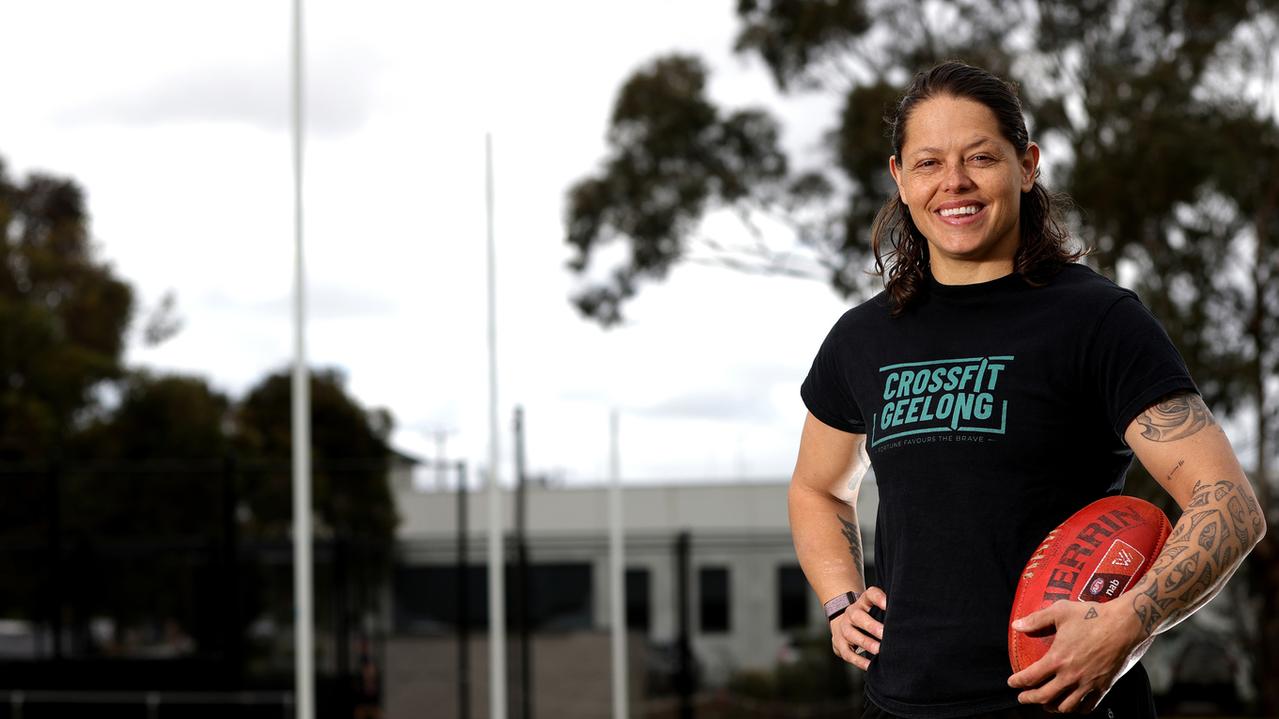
left=609, top=409, right=628, bottom=719
left=46, top=461, right=62, bottom=661
left=513, top=407, right=532, bottom=719
left=675, top=531, right=693, bottom=719
left=458, top=462, right=471, bottom=719
left=223, top=454, right=244, bottom=683
left=436, top=429, right=450, bottom=490
left=290, top=1, right=314, bottom=717
left=484, top=132, right=508, bottom=719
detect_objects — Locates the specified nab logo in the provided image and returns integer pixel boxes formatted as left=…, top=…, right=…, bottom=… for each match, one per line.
left=1111, top=549, right=1133, bottom=567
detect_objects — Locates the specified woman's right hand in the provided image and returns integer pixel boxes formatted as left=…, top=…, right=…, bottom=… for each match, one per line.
left=829, top=585, right=887, bottom=670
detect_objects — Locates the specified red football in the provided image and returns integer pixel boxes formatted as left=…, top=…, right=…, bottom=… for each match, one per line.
left=1009, top=495, right=1172, bottom=672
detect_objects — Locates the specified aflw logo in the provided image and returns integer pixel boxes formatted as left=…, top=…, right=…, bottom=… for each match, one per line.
left=1078, top=539, right=1146, bottom=602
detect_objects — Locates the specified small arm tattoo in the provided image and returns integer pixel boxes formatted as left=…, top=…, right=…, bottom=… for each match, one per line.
left=1136, top=392, right=1215, bottom=442
left=837, top=514, right=863, bottom=569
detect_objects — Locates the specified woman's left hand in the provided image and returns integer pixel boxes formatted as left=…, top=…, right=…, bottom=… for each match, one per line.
left=1007, top=599, right=1153, bottom=714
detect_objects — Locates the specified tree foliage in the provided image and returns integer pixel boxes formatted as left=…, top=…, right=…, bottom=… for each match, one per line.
left=0, top=156, right=401, bottom=546
left=235, top=368, right=399, bottom=546
left=68, top=373, right=232, bottom=538
left=566, top=54, right=789, bottom=324
left=0, top=159, right=133, bottom=460
left=0, top=156, right=400, bottom=658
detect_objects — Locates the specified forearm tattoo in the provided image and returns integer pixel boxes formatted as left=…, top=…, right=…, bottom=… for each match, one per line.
left=838, top=514, right=864, bottom=570
left=1129, top=478, right=1265, bottom=636
left=1136, top=392, right=1215, bottom=442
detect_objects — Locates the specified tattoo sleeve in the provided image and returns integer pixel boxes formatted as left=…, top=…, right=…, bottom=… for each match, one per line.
left=1129, top=477, right=1264, bottom=637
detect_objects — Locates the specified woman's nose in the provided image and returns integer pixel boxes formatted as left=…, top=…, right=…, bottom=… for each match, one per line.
left=943, top=163, right=974, bottom=193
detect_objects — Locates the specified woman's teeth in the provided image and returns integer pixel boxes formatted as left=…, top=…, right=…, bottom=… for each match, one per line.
left=939, top=205, right=981, bottom=217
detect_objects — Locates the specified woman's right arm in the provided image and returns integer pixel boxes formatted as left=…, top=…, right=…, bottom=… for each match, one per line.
left=788, top=410, right=886, bottom=670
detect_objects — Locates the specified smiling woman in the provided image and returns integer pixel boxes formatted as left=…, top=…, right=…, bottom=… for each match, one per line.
left=788, top=61, right=1264, bottom=719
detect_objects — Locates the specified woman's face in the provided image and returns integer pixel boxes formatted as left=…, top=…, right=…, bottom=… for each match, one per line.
left=888, top=95, right=1038, bottom=274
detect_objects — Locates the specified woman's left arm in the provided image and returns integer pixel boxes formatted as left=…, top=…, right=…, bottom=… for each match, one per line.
left=1120, top=390, right=1266, bottom=637
left=1009, top=390, right=1267, bottom=713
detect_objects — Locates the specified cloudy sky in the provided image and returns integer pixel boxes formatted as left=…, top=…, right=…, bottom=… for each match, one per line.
left=2, top=0, right=863, bottom=487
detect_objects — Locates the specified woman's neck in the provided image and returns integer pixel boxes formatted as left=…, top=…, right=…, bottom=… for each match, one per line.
left=928, top=258, right=1015, bottom=286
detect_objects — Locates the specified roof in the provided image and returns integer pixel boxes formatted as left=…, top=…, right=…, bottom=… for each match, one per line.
left=393, top=478, right=880, bottom=539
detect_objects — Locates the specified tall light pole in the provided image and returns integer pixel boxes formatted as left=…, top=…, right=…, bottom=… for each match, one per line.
left=484, top=132, right=508, bottom=719
left=289, top=1, right=314, bottom=717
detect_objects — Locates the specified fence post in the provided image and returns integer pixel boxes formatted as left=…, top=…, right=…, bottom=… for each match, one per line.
left=46, top=460, right=63, bottom=662
left=457, top=461, right=471, bottom=719
left=676, top=530, right=694, bottom=719
left=222, top=453, right=244, bottom=684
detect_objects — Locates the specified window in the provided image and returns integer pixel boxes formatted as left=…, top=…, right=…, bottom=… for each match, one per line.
left=777, top=564, right=809, bottom=630
left=625, top=567, right=651, bottom=632
left=698, top=567, right=729, bottom=633
left=393, top=565, right=486, bottom=633
left=393, top=562, right=593, bottom=634
left=525, top=562, right=593, bottom=631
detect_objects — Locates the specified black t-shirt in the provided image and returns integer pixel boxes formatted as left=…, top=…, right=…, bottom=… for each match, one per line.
left=800, top=263, right=1197, bottom=719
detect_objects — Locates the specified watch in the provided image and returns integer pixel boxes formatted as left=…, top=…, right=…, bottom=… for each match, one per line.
left=824, top=590, right=859, bottom=621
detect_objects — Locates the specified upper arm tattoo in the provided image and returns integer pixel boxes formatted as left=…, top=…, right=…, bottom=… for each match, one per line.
left=1135, top=392, right=1215, bottom=442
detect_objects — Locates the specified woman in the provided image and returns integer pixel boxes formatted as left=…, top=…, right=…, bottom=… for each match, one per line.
left=790, top=61, right=1265, bottom=719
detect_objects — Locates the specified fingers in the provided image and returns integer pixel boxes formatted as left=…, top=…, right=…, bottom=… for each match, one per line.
left=1017, top=674, right=1072, bottom=709
left=830, top=612, right=878, bottom=665
left=848, top=586, right=886, bottom=640
left=831, top=638, right=870, bottom=670
left=1053, top=680, right=1105, bottom=711
left=829, top=615, right=872, bottom=670
left=1008, top=654, right=1054, bottom=690
left=1011, top=600, right=1062, bottom=634
left=847, top=603, right=884, bottom=642
left=1077, top=688, right=1105, bottom=715
left=1017, top=671, right=1106, bottom=714
left=838, top=613, right=881, bottom=655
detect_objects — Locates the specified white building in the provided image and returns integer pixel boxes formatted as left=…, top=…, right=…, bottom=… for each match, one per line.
left=390, top=476, right=881, bottom=686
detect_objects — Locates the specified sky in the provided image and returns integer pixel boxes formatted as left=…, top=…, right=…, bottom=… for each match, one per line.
left=2, top=0, right=859, bottom=487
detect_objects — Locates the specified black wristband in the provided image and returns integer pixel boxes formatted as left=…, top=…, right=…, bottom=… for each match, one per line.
left=824, top=590, right=859, bottom=621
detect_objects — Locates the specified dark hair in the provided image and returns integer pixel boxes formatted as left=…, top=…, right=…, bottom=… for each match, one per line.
left=871, top=61, right=1085, bottom=314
